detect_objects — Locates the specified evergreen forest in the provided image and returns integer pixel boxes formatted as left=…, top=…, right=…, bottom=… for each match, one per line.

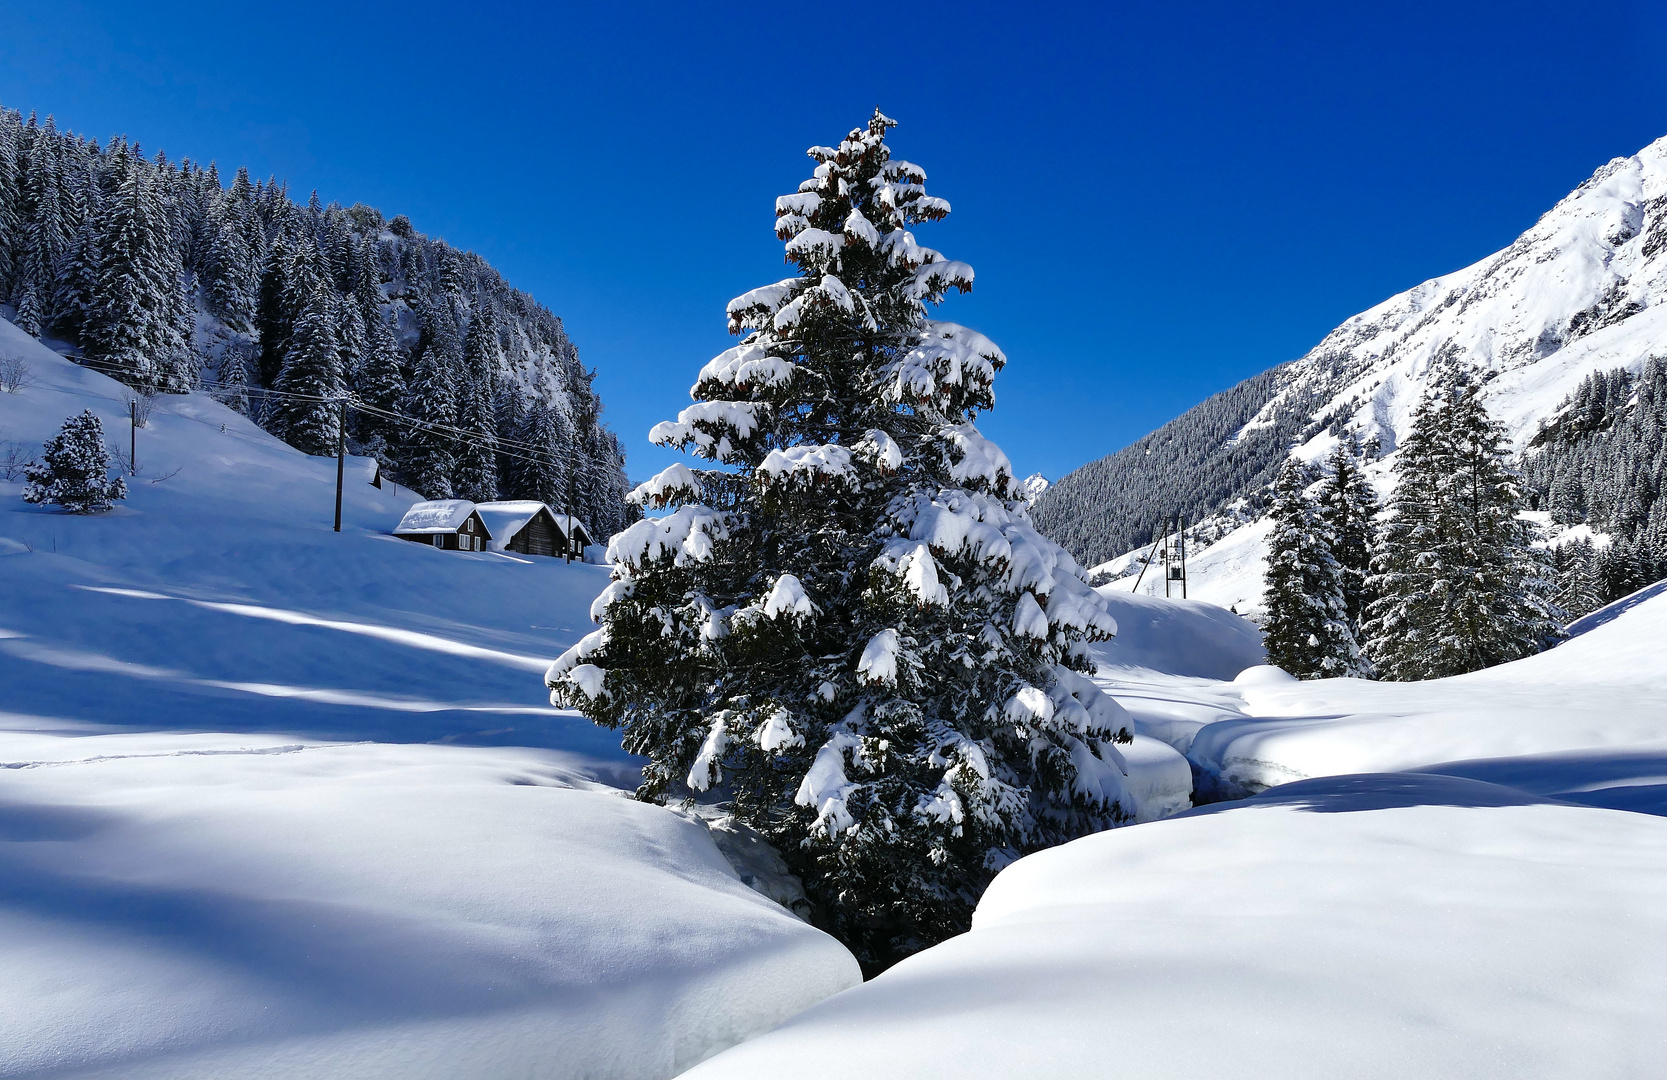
left=0, top=105, right=635, bottom=536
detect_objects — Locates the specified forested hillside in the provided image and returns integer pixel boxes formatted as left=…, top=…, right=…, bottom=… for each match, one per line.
left=0, top=105, right=634, bottom=536
left=1036, top=136, right=1667, bottom=583
left=1029, top=365, right=1314, bottom=566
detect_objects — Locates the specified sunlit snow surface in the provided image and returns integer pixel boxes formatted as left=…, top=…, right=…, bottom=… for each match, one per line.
left=0, top=321, right=859, bottom=1079
left=691, top=588, right=1667, bottom=1080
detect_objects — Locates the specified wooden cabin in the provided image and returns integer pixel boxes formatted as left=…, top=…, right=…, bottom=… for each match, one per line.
left=392, top=500, right=493, bottom=551
left=476, top=501, right=564, bottom=557
left=554, top=513, right=597, bottom=562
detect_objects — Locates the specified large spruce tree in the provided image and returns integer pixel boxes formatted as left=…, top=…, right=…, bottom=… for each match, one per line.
left=1261, top=457, right=1367, bottom=678
left=1363, top=373, right=1562, bottom=679
left=547, top=112, right=1131, bottom=966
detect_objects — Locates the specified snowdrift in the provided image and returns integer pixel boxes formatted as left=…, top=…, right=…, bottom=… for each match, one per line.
left=687, top=775, right=1667, bottom=1080
left=1191, top=585, right=1667, bottom=801
left=0, top=321, right=860, bottom=1078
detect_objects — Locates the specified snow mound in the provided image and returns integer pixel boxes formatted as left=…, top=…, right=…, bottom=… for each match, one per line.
left=1191, top=585, right=1667, bottom=797
left=687, top=779, right=1667, bottom=1080
left=1090, top=589, right=1265, bottom=680
left=0, top=734, right=859, bottom=1079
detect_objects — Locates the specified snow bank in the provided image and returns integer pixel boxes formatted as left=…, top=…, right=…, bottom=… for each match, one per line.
left=0, top=733, right=859, bottom=1079
left=1090, top=589, right=1264, bottom=679
left=1191, top=586, right=1667, bottom=796
left=687, top=777, right=1667, bottom=1080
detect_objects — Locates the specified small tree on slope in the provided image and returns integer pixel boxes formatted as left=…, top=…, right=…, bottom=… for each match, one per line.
left=1261, top=457, right=1367, bottom=678
left=1363, top=374, right=1562, bottom=679
left=25, top=410, right=126, bottom=512
left=1317, top=434, right=1378, bottom=634
left=547, top=112, right=1132, bottom=966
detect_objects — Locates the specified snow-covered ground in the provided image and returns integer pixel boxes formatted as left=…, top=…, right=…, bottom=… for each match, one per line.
left=7, top=314, right=1665, bottom=1079
left=690, top=585, right=1667, bottom=1079
left=0, top=320, right=861, bottom=1079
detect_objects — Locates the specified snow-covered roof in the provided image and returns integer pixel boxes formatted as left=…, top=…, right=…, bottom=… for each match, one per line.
left=554, top=513, right=595, bottom=545
left=475, top=501, right=553, bottom=551
left=393, top=500, right=484, bottom=536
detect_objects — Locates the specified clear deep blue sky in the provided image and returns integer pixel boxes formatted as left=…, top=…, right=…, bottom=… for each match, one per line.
left=1, top=1, right=1662, bottom=483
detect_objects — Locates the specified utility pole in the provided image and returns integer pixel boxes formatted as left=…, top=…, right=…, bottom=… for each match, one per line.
left=334, top=399, right=347, bottom=533
left=1179, top=514, right=1188, bottom=599
left=129, top=399, right=137, bottom=476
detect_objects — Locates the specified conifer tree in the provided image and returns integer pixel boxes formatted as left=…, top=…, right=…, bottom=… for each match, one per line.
left=0, top=111, right=21, bottom=297
left=52, top=174, right=103, bottom=340
left=24, top=410, right=127, bottom=512
left=512, top=400, right=568, bottom=505
left=12, top=279, right=42, bottom=337
left=83, top=146, right=186, bottom=392
left=452, top=370, right=499, bottom=501
left=1552, top=538, right=1603, bottom=621
left=547, top=112, right=1130, bottom=965
left=1317, top=434, right=1379, bottom=631
left=270, top=287, right=343, bottom=455
left=352, top=306, right=405, bottom=457
left=400, top=336, right=458, bottom=498
left=19, top=115, right=70, bottom=316
left=1364, top=374, right=1562, bottom=679
left=1261, top=457, right=1367, bottom=677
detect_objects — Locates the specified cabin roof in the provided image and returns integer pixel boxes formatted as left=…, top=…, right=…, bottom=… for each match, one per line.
left=475, top=501, right=553, bottom=551
left=553, top=513, right=595, bottom=545
left=393, top=500, right=487, bottom=536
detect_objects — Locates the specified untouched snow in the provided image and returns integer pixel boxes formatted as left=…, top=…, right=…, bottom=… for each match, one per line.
left=692, top=590, right=1665, bottom=1079
left=1191, top=586, right=1667, bottom=800
left=688, top=776, right=1666, bottom=1080
left=0, top=321, right=860, bottom=1079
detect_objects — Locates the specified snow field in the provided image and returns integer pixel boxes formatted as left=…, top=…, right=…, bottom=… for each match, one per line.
left=0, top=736, right=858, bottom=1080
left=687, top=777, right=1667, bottom=1080
left=0, top=324, right=861, bottom=1078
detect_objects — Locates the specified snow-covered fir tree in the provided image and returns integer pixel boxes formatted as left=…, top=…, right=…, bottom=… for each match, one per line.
left=400, top=326, right=458, bottom=499
left=12, top=278, right=42, bottom=337
left=271, top=286, right=343, bottom=455
left=1363, top=373, right=1562, bottom=679
left=547, top=112, right=1131, bottom=966
left=82, top=144, right=192, bottom=392
left=1316, top=434, right=1378, bottom=632
left=24, top=409, right=127, bottom=512
left=1261, top=457, right=1367, bottom=678
left=1551, top=538, right=1603, bottom=622
left=452, top=370, right=500, bottom=502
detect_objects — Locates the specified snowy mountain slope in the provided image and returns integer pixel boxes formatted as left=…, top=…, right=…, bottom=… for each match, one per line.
left=1038, top=136, right=1667, bottom=586
left=687, top=590, right=1667, bottom=1080
left=0, top=321, right=861, bottom=1079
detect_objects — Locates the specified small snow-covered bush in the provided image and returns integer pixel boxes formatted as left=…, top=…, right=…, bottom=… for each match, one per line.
left=24, top=411, right=126, bottom=513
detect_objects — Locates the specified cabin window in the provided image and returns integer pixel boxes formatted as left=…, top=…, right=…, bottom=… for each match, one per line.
left=432, top=535, right=443, bottom=548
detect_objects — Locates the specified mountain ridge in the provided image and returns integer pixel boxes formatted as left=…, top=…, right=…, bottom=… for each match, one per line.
left=1035, top=136, right=1667, bottom=584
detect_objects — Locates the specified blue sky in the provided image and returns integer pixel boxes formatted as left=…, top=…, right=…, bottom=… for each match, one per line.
left=1, top=0, right=1662, bottom=483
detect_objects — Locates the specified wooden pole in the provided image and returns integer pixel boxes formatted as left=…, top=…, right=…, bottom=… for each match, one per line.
left=129, top=399, right=137, bottom=475
left=1179, top=514, right=1188, bottom=599
left=334, top=399, right=347, bottom=533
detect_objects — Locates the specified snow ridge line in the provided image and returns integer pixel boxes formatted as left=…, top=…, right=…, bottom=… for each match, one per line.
left=0, top=741, right=364, bottom=770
